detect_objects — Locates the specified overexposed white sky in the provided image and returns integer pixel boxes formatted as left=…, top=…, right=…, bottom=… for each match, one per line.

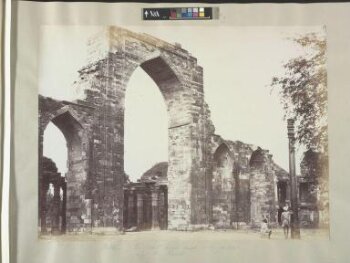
left=40, top=25, right=324, bottom=181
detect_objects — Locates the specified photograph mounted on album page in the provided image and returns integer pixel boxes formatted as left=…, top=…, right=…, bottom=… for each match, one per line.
left=4, top=1, right=350, bottom=263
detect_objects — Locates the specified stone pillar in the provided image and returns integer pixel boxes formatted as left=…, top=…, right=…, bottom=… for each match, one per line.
left=84, top=199, right=92, bottom=231
left=249, top=168, right=275, bottom=226
left=61, top=182, right=67, bottom=233
left=78, top=52, right=125, bottom=231
left=123, top=191, right=128, bottom=229
left=233, top=167, right=240, bottom=228
left=167, top=124, right=194, bottom=230
left=287, top=119, right=300, bottom=238
left=158, top=187, right=168, bottom=230
left=249, top=170, right=261, bottom=227
left=40, top=183, right=49, bottom=233
left=249, top=148, right=277, bottom=227
left=127, top=191, right=135, bottom=228
left=136, top=192, right=144, bottom=230
left=273, top=176, right=279, bottom=222
left=164, top=187, right=168, bottom=230
left=52, top=182, right=61, bottom=233
left=151, top=190, right=160, bottom=230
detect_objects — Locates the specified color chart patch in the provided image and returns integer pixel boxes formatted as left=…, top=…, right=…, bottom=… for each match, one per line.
left=143, top=7, right=213, bottom=21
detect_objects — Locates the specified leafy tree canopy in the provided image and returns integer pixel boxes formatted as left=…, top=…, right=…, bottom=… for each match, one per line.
left=271, top=32, right=327, bottom=153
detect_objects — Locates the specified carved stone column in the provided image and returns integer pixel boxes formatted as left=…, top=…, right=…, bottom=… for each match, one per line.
left=40, top=182, right=49, bottom=233
left=158, top=189, right=166, bottom=230
left=136, top=192, right=144, bottom=230
left=287, top=119, right=300, bottom=238
left=61, top=181, right=67, bottom=233
left=127, top=191, right=135, bottom=228
left=151, top=189, right=160, bottom=230
left=52, top=182, right=61, bottom=233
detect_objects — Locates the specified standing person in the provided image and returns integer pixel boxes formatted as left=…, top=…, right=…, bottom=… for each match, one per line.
left=260, top=219, right=272, bottom=239
left=112, top=207, right=120, bottom=229
left=281, top=206, right=291, bottom=239
left=278, top=206, right=284, bottom=225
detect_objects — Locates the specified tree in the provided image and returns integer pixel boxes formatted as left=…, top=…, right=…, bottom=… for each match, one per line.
left=271, top=32, right=327, bottom=153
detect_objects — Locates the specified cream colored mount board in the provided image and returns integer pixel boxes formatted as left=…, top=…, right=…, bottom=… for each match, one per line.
left=2, top=0, right=11, bottom=263
left=7, top=1, right=350, bottom=263
left=0, top=1, right=4, bottom=262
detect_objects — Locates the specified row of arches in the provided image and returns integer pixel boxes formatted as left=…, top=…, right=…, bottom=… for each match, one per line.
left=40, top=113, right=271, bottom=233
left=40, top=108, right=272, bottom=233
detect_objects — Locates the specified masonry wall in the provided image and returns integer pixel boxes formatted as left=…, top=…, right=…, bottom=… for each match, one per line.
left=211, top=145, right=235, bottom=228
left=39, top=96, right=95, bottom=232
left=65, top=26, right=211, bottom=230
left=39, top=26, right=290, bottom=233
left=250, top=148, right=279, bottom=226
left=209, top=137, right=283, bottom=228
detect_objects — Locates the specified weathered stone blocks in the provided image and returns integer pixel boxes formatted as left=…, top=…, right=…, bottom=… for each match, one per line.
left=39, top=26, right=212, bottom=232
left=39, top=26, right=294, bottom=234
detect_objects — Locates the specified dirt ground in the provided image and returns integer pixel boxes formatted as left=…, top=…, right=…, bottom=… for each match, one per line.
left=40, top=227, right=330, bottom=242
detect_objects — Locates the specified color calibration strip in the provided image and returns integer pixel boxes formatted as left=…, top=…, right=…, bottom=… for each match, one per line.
left=143, top=7, right=213, bottom=21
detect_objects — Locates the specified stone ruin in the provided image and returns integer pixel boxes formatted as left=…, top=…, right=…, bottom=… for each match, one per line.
left=39, top=26, right=327, bottom=234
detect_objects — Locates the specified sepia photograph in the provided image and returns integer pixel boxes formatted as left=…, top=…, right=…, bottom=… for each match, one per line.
left=38, top=25, right=329, bottom=240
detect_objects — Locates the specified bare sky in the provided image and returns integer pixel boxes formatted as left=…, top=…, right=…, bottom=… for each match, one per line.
left=40, top=25, right=324, bottom=181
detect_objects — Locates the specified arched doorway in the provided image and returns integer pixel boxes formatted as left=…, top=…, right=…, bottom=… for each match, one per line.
left=39, top=109, right=89, bottom=233
left=124, top=66, right=168, bottom=183
left=122, top=59, right=173, bottom=231
left=211, top=143, right=235, bottom=228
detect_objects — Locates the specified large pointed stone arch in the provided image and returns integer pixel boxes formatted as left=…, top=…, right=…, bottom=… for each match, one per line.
left=123, top=55, right=195, bottom=229
left=74, top=26, right=212, bottom=230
